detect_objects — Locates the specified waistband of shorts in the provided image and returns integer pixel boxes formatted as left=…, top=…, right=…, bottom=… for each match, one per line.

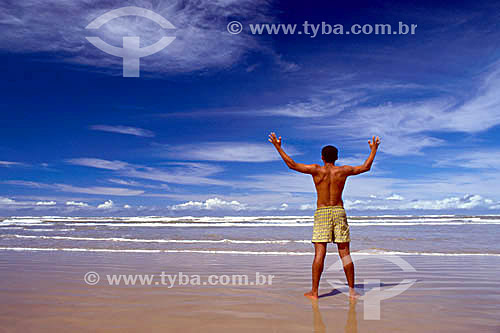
left=316, top=205, right=344, bottom=210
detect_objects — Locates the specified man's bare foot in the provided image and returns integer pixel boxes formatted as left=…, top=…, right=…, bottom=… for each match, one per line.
left=349, top=288, right=360, bottom=299
left=304, top=291, right=318, bottom=300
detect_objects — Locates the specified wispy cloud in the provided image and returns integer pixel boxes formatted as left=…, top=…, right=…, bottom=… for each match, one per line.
left=0, top=0, right=275, bottom=75
left=67, top=158, right=228, bottom=186
left=0, top=161, right=24, bottom=167
left=107, top=178, right=170, bottom=190
left=160, top=142, right=300, bottom=162
left=258, top=90, right=367, bottom=118
left=239, top=172, right=316, bottom=193
left=304, top=63, right=500, bottom=156
left=434, top=150, right=500, bottom=170
left=5, top=180, right=143, bottom=196
left=56, top=184, right=144, bottom=196
left=67, top=158, right=130, bottom=170
left=337, top=155, right=367, bottom=166
left=90, top=125, right=155, bottom=137
left=124, top=164, right=228, bottom=186
left=0, top=197, right=19, bottom=206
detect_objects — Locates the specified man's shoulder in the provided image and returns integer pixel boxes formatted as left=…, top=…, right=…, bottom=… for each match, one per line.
left=336, top=165, right=355, bottom=174
left=316, top=164, right=351, bottom=171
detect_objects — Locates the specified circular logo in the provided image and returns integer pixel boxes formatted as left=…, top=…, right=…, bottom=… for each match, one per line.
left=84, top=271, right=100, bottom=285
left=227, top=21, right=243, bottom=34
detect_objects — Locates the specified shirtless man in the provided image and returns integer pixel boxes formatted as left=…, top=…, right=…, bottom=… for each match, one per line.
left=268, top=132, right=381, bottom=300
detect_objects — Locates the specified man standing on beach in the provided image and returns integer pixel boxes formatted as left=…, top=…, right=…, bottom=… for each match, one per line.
left=268, top=132, right=380, bottom=300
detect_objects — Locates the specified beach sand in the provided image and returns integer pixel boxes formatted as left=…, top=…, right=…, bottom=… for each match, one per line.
left=0, top=251, right=499, bottom=332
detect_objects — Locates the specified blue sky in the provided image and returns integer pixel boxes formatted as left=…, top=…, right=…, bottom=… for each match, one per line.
left=1, top=0, right=500, bottom=216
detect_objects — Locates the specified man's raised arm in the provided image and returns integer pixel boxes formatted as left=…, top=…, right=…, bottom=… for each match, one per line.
left=268, top=132, right=319, bottom=175
left=344, top=136, right=381, bottom=176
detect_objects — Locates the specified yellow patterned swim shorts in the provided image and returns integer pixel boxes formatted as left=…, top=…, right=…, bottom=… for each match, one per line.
left=312, top=206, right=350, bottom=243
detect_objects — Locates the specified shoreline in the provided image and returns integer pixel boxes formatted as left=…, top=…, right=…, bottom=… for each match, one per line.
left=1, top=247, right=499, bottom=256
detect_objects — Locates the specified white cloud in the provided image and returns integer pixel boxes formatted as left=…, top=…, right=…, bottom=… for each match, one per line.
left=67, top=158, right=130, bottom=170
left=56, top=184, right=144, bottom=196
left=162, top=142, right=300, bottom=162
left=434, top=150, right=500, bottom=170
left=108, top=179, right=144, bottom=186
left=0, top=197, right=17, bottom=205
left=259, top=90, right=366, bottom=118
left=68, top=158, right=228, bottom=186
left=123, top=204, right=131, bottom=209
left=344, top=199, right=371, bottom=210
left=376, top=172, right=500, bottom=200
left=300, top=204, right=315, bottom=210
left=386, top=194, right=404, bottom=201
left=273, top=53, right=301, bottom=73
left=3, top=180, right=46, bottom=188
left=240, top=172, right=315, bottom=193
left=170, top=197, right=246, bottom=211
left=342, top=176, right=397, bottom=198
left=443, top=66, right=500, bottom=132
left=36, top=201, right=56, bottom=206
left=279, top=203, right=289, bottom=210
left=0, top=0, right=274, bottom=75
left=90, top=125, right=154, bottom=137
left=0, top=197, right=43, bottom=209
left=337, top=155, right=366, bottom=166
left=316, top=99, right=450, bottom=156
left=124, top=164, right=228, bottom=186
left=403, top=194, right=487, bottom=210
left=108, top=178, right=169, bottom=190
left=6, top=179, right=143, bottom=196
left=66, top=201, right=89, bottom=207
left=97, top=200, right=114, bottom=209
left=0, top=197, right=59, bottom=209
left=341, top=193, right=496, bottom=211
left=273, top=63, right=500, bottom=156
left=0, top=161, right=23, bottom=167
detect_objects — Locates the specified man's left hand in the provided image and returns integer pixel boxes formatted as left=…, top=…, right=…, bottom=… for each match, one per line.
left=268, top=132, right=282, bottom=148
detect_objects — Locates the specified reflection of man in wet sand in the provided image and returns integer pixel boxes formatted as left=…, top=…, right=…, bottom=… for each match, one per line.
left=310, top=298, right=358, bottom=333
left=269, top=132, right=380, bottom=300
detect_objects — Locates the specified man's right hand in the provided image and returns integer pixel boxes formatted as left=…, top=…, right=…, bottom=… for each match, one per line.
left=368, top=136, right=381, bottom=151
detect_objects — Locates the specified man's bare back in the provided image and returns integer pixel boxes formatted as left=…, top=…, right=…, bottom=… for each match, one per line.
left=269, top=132, right=380, bottom=300
left=313, top=164, right=350, bottom=208
left=268, top=133, right=380, bottom=208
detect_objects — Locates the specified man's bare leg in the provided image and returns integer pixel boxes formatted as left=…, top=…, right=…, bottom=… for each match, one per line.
left=304, top=242, right=327, bottom=300
left=337, top=242, right=360, bottom=299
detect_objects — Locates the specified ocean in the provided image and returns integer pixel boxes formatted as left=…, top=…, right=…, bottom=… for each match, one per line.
left=1, top=215, right=499, bottom=256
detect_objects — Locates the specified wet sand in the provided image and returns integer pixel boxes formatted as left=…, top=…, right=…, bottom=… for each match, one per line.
left=0, top=251, right=499, bottom=332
